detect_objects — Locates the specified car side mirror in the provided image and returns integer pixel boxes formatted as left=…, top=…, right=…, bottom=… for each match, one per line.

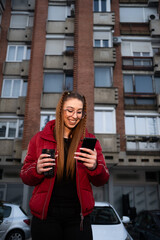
left=122, top=216, right=130, bottom=224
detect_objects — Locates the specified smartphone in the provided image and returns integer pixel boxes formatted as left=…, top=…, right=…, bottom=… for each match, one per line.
left=42, top=149, right=55, bottom=178
left=78, top=137, right=97, bottom=163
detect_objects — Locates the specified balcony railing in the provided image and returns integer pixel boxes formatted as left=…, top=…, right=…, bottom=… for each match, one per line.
left=120, top=22, right=150, bottom=35
left=122, top=56, right=153, bottom=71
left=126, top=135, right=160, bottom=152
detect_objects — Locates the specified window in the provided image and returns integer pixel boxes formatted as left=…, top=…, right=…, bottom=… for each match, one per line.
left=155, top=77, right=160, bottom=94
left=94, top=30, right=111, bottom=47
left=0, top=118, right=24, bottom=139
left=94, top=106, right=116, bottom=134
left=123, top=75, right=159, bottom=105
left=121, top=42, right=152, bottom=57
left=45, top=39, right=64, bottom=55
left=94, top=0, right=110, bottom=12
left=95, top=39, right=108, bottom=47
left=124, top=75, right=154, bottom=94
left=10, top=13, right=34, bottom=28
left=125, top=75, right=160, bottom=94
left=2, top=79, right=27, bottom=98
left=94, top=66, right=112, bottom=87
left=120, top=7, right=158, bottom=23
left=48, top=6, right=71, bottom=21
left=90, top=206, right=120, bottom=225
left=43, top=73, right=73, bottom=93
left=125, top=113, right=160, bottom=151
left=40, top=112, right=56, bottom=130
left=6, top=45, right=31, bottom=62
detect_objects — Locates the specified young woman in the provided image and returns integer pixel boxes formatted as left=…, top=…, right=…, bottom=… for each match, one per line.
left=20, top=91, right=109, bottom=240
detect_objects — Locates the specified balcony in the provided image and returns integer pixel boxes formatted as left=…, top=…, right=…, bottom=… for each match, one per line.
left=0, top=139, right=22, bottom=163
left=148, top=0, right=159, bottom=6
left=95, top=134, right=120, bottom=153
left=94, top=47, right=116, bottom=63
left=41, top=93, right=61, bottom=109
left=11, top=0, right=35, bottom=11
left=7, top=27, right=33, bottom=42
left=0, top=140, right=15, bottom=158
left=0, top=97, right=26, bottom=115
left=126, top=135, right=160, bottom=154
left=124, top=94, right=157, bottom=110
left=122, top=56, right=153, bottom=71
left=46, top=17, right=74, bottom=34
left=94, top=88, right=118, bottom=105
left=120, top=23, right=150, bottom=35
left=13, top=139, right=22, bottom=159
left=93, top=12, right=115, bottom=26
left=3, top=60, right=29, bottom=76
left=150, top=19, right=160, bottom=37
left=44, top=55, right=73, bottom=70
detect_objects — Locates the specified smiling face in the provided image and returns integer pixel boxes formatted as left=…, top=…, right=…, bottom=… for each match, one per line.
left=63, top=98, right=83, bottom=137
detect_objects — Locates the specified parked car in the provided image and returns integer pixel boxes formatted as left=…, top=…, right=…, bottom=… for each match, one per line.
left=131, top=210, right=160, bottom=240
left=0, top=202, right=31, bottom=240
left=90, top=201, right=133, bottom=240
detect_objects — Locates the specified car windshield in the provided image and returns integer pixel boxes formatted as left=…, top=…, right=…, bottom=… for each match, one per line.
left=90, top=206, right=120, bottom=225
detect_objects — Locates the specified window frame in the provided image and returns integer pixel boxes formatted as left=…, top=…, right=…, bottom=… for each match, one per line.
left=43, top=72, right=73, bottom=93
left=125, top=112, right=160, bottom=136
left=123, top=74, right=158, bottom=94
left=94, top=66, right=113, bottom=88
left=48, top=5, right=72, bottom=21
left=94, top=106, right=116, bottom=134
left=1, top=79, right=27, bottom=98
left=93, top=0, right=111, bottom=12
left=125, top=112, right=160, bottom=151
left=0, top=117, right=24, bottom=139
left=40, top=111, right=56, bottom=130
left=6, top=45, right=31, bottom=62
left=10, top=12, right=34, bottom=29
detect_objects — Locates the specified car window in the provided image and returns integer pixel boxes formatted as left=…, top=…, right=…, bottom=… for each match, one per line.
left=90, top=206, right=120, bottom=225
left=3, top=206, right=11, bottom=218
left=0, top=205, right=11, bottom=220
left=152, top=212, right=160, bottom=226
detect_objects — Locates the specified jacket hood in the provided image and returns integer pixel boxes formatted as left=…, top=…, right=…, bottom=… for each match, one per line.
left=40, top=119, right=56, bottom=142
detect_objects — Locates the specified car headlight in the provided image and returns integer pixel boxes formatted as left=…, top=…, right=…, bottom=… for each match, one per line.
left=125, top=233, right=133, bottom=240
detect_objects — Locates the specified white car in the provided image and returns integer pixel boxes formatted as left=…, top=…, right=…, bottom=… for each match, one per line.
left=0, top=202, right=31, bottom=240
left=91, top=202, right=133, bottom=240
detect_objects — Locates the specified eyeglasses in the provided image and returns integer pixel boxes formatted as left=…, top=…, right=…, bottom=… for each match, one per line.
left=64, top=108, right=86, bottom=119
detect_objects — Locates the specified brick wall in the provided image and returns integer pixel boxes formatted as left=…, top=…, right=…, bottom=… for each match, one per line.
left=74, top=0, right=94, bottom=133
left=22, top=0, right=48, bottom=150
left=111, top=0, right=126, bottom=151
left=0, top=1, right=11, bottom=94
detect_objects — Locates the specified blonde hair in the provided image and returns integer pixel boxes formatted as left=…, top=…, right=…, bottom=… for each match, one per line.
left=55, top=91, right=87, bottom=180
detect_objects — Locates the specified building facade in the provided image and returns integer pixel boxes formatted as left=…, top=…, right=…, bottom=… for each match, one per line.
left=0, top=0, right=160, bottom=217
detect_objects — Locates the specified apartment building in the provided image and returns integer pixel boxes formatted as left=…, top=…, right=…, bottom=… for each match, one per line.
left=0, top=0, right=160, bottom=217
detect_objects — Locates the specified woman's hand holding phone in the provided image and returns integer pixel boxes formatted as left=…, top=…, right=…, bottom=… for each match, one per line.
left=74, top=148, right=97, bottom=170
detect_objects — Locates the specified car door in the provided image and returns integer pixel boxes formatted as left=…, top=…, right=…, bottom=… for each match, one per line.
left=145, top=213, right=160, bottom=240
left=0, top=204, right=12, bottom=239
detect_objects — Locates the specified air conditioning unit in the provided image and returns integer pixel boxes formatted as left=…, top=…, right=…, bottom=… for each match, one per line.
left=113, top=36, right=121, bottom=45
left=149, top=14, right=159, bottom=21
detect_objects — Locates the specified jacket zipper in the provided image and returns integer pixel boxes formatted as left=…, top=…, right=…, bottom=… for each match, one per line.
left=42, top=146, right=58, bottom=219
left=76, top=160, right=84, bottom=231
left=42, top=178, right=52, bottom=219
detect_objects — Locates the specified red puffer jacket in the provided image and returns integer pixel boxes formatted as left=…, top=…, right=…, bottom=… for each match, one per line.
left=20, top=120, right=109, bottom=220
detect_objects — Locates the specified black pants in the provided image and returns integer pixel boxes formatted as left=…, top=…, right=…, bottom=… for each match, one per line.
left=31, top=208, right=93, bottom=240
